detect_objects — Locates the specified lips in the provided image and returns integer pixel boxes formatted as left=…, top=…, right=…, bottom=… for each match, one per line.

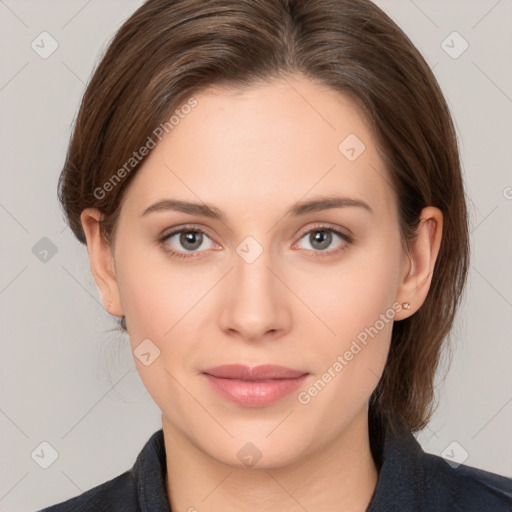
left=202, top=364, right=307, bottom=380
left=201, top=364, right=310, bottom=407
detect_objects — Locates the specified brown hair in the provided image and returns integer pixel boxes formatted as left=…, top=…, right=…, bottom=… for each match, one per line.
left=58, top=0, right=470, bottom=433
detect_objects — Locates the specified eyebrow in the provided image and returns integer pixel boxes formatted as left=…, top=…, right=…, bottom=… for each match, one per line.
left=140, top=195, right=373, bottom=220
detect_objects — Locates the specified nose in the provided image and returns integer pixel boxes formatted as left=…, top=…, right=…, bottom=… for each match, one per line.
left=218, top=245, right=291, bottom=342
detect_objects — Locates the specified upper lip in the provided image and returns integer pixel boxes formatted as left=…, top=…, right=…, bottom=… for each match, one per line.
left=202, top=364, right=308, bottom=380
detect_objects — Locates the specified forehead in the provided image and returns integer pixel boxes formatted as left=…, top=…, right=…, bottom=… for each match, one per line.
left=121, top=76, right=396, bottom=221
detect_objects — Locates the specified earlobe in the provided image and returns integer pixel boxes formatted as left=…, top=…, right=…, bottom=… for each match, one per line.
left=80, top=208, right=124, bottom=317
left=395, top=206, right=443, bottom=320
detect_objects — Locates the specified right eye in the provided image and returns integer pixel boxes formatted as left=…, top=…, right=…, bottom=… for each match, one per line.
left=159, top=226, right=220, bottom=259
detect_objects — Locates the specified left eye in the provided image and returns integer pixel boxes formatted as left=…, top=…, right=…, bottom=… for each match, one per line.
left=295, top=227, right=351, bottom=254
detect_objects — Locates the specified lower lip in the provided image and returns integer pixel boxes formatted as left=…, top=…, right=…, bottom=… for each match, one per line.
left=202, top=374, right=309, bottom=407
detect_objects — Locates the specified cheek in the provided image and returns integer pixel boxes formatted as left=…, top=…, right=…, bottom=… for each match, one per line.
left=114, top=246, right=217, bottom=401
left=290, top=230, right=402, bottom=405
left=297, top=238, right=401, bottom=338
left=293, top=248, right=400, bottom=417
left=115, top=242, right=207, bottom=339
left=114, top=249, right=204, bottom=411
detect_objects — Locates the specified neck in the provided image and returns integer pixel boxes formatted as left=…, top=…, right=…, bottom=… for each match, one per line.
left=163, top=406, right=379, bottom=512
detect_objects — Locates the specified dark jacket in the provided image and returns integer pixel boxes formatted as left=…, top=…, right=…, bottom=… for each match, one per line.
left=38, top=412, right=512, bottom=511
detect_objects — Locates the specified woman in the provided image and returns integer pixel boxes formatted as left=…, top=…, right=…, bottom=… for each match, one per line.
left=40, top=0, right=512, bottom=510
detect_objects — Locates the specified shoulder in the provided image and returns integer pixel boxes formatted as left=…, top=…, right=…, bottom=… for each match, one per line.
left=36, top=470, right=138, bottom=512
left=35, top=430, right=168, bottom=512
left=367, top=411, right=512, bottom=511
left=421, top=451, right=512, bottom=511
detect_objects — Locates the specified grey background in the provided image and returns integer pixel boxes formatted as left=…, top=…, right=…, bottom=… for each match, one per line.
left=1, top=1, right=511, bottom=510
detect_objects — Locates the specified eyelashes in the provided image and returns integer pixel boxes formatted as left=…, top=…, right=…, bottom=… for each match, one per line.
left=158, top=223, right=353, bottom=260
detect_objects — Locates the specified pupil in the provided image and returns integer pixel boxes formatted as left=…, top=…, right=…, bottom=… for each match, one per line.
left=311, top=230, right=331, bottom=250
left=181, top=231, right=202, bottom=250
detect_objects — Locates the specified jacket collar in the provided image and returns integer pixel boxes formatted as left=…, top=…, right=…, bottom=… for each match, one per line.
left=131, top=428, right=172, bottom=512
left=131, top=409, right=424, bottom=512
left=366, top=410, right=426, bottom=511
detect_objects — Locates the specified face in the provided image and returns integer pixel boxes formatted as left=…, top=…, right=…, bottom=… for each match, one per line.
left=89, top=75, right=416, bottom=468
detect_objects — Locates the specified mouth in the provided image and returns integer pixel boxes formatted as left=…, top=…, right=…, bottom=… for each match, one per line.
left=201, top=364, right=310, bottom=407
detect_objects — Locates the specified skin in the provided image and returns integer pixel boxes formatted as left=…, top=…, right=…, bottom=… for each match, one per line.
left=81, top=75, right=443, bottom=512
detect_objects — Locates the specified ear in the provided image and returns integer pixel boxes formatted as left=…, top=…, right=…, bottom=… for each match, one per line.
left=394, top=206, right=443, bottom=320
left=80, top=208, right=124, bottom=317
